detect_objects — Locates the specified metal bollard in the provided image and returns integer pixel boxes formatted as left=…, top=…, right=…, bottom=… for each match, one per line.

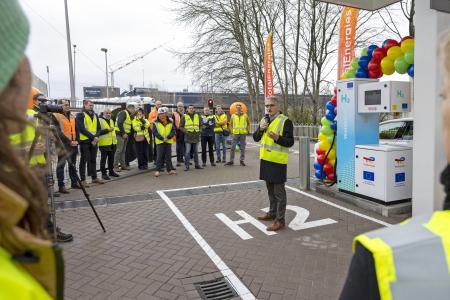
left=299, top=136, right=310, bottom=190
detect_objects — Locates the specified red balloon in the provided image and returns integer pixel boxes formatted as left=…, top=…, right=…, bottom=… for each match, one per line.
left=317, top=154, right=329, bottom=165
left=331, top=95, right=337, bottom=106
left=383, top=39, right=399, bottom=51
left=323, top=163, right=334, bottom=175
left=372, top=48, right=387, bottom=61
left=368, top=60, right=381, bottom=73
left=316, top=148, right=326, bottom=155
left=401, top=36, right=413, bottom=42
left=327, top=173, right=336, bottom=181
left=368, top=70, right=382, bottom=79
left=333, top=87, right=337, bottom=95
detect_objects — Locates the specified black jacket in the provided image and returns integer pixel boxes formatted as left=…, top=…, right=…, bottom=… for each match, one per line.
left=75, top=110, right=102, bottom=143
left=253, top=116, right=294, bottom=183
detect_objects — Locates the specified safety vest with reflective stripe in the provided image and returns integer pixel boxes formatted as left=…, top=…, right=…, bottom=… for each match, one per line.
left=53, top=113, right=76, bottom=141
left=259, top=114, right=289, bottom=164
left=154, top=121, right=174, bottom=145
left=183, top=114, right=199, bottom=133
left=173, top=111, right=182, bottom=129
left=132, top=118, right=150, bottom=143
left=214, top=113, right=228, bottom=133
left=0, top=247, right=52, bottom=300
left=9, top=109, right=46, bottom=166
left=354, top=211, right=450, bottom=300
left=79, top=112, right=98, bottom=141
left=115, top=110, right=132, bottom=134
left=231, top=113, right=248, bottom=135
left=99, top=118, right=117, bottom=147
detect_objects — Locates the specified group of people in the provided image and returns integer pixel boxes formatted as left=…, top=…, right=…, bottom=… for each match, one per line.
left=49, top=97, right=252, bottom=194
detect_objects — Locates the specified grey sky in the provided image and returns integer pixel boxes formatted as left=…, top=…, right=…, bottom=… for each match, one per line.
left=20, top=0, right=193, bottom=98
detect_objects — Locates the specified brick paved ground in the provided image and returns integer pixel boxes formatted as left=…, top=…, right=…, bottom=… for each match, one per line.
left=58, top=179, right=406, bottom=299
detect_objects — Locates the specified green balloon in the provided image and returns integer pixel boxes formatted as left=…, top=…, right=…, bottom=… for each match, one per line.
left=327, top=135, right=334, bottom=145
left=404, top=49, right=414, bottom=64
left=360, top=48, right=368, bottom=56
left=321, top=117, right=331, bottom=126
left=320, top=125, right=333, bottom=136
left=351, top=58, right=359, bottom=69
left=394, top=56, right=409, bottom=74
left=347, top=70, right=356, bottom=78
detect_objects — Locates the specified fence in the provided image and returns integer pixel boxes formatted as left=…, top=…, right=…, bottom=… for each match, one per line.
left=249, top=124, right=320, bottom=140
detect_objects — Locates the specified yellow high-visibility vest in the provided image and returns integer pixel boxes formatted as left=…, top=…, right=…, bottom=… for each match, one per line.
left=259, top=114, right=289, bottom=164
left=98, top=118, right=117, bottom=147
left=132, top=118, right=150, bottom=143
left=115, top=110, right=132, bottom=134
left=154, top=121, right=174, bottom=144
left=9, top=109, right=46, bottom=166
left=354, top=210, right=450, bottom=300
left=79, top=112, right=98, bottom=141
left=183, top=114, right=200, bottom=133
left=231, top=113, right=248, bottom=135
left=214, top=113, right=228, bottom=133
left=0, top=247, right=52, bottom=300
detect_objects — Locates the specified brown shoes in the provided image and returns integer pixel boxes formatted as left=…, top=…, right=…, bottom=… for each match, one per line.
left=80, top=180, right=90, bottom=188
left=58, top=187, right=70, bottom=194
left=91, top=178, right=105, bottom=184
left=155, top=171, right=161, bottom=177
left=266, top=222, right=285, bottom=231
left=257, top=213, right=275, bottom=221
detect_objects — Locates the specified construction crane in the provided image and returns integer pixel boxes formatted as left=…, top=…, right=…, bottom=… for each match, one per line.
left=108, top=39, right=173, bottom=87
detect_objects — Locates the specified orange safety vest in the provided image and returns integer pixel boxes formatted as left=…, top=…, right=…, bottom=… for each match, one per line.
left=53, top=113, right=76, bottom=141
left=148, top=108, right=158, bottom=126
left=173, top=111, right=182, bottom=129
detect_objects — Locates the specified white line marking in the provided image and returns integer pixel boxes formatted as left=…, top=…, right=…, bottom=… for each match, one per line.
left=160, top=180, right=262, bottom=193
left=157, top=191, right=256, bottom=300
left=285, top=185, right=392, bottom=227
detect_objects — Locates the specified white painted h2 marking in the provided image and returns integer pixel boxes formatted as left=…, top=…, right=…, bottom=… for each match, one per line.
left=216, top=205, right=337, bottom=240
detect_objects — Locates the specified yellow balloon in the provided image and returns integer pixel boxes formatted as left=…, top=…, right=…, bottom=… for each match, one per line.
left=380, top=57, right=395, bottom=75
left=328, top=159, right=336, bottom=167
left=318, top=133, right=327, bottom=142
left=400, top=39, right=414, bottom=53
left=319, top=140, right=331, bottom=151
left=387, top=46, right=403, bottom=60
left=327, top=149, right=336, bottom=159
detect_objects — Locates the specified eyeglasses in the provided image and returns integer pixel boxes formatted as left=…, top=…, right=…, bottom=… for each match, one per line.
left=265, top=104, right=276, bottom=108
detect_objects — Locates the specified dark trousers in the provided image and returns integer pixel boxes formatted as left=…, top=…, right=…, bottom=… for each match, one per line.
left=156, top=143, right=173, bottom=172
left=176, top=131, right=185, bottom=162
left=100, top=145, right=116, bottom=175
left=56, top=146, right=78, bottom=187
left=148, top=134, right=154, bottom=162
left=266, top=182, right=287, bottom=223
left=79, top=143, right=98, bottom=181
left=135, top=140, right=149, bottom=168
left=201, top=136, right=215, bottom=164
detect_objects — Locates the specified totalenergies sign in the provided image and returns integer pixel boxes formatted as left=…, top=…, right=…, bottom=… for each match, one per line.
left=338, top=7, right=359, bottom=79
left=264, top=33, right=274, bottom=98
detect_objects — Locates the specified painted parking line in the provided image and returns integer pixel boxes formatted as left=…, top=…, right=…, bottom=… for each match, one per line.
left=157, top=190, right=256, bottom=300
left=285, top=185, right=393, bottom=227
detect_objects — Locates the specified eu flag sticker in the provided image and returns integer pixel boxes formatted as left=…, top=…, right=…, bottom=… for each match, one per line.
left=395, top=172, right=405, bottom=183
left=363, top=171, right=375, bottom=182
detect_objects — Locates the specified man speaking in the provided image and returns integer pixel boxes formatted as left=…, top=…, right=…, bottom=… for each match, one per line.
left=253, top=96, right=294, bottom=231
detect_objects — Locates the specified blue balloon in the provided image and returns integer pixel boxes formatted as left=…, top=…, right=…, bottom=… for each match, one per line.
left=356, top=68, right=368, bottom=78
left=326, top=101, right=335, bottom=111
left=330, top=121, right=337, bottom=131
left=408, top=64, right=414, bottom=77
left=367, top=45, right=378, bottom=57
left=358, top=56, right=371, bottom=70
left=314, top=162, right=323, bottom=170
left=325, top=110, right=336, bottom=121
left=315, top=169, right=326, bottom=180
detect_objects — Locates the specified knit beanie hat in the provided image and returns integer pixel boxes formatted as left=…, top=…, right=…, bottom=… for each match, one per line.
left=0, top=0, right=29, bottom=93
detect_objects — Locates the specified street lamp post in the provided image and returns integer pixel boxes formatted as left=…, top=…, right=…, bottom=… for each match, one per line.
left=101, top=48, right=109, bottom=98
left=63, top=0, right=76, bottom=102
left=46, top=66, right=51, bottom=98
left=73, top=44, right=77, bottom=98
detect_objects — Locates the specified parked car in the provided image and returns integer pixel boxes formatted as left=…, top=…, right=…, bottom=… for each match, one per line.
left=379, top=117, right=413, bottom=147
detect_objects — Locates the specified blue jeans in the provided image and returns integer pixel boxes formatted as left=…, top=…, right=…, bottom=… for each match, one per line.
left=215, top=133, right=226, bottom=161
left=185, top=142, right=199, bottom=167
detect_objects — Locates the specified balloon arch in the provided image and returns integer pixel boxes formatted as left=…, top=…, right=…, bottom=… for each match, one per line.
left=314, top=36, right=415, bottom=181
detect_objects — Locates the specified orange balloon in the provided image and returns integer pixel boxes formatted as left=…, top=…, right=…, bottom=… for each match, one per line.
left=229, top=102, right=247, bottom=115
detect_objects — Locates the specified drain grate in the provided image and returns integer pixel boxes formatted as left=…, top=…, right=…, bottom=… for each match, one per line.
left=194, top=277, right=238, bottom=300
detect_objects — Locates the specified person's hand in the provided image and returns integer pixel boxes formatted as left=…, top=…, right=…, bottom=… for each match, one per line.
left=259, top=118, right=268, bottom=130
left=268, top=131, right=279, bottom=141
left=123, top=134, right=128, bottom=139
left=163, top=138, right=168, bottom=143
left=108, top=127, right=114, bottom=132
left=70, top=141, right=78, bottom=147
left=34, top=143, right=45, bottom=154
left=92, top=137, right=98, bottom=145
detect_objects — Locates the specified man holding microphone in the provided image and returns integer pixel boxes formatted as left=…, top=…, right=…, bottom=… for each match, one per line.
left=253, top=96, right=294, bottom=231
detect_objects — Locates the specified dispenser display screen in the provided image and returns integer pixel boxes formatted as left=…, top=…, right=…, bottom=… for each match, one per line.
left=365, top=90, right=382, bottom=105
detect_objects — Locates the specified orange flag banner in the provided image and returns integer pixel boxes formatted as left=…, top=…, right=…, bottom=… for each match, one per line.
left=264, top=33, right=274, bottom=98
left=338, top=7, right=359, bottom=79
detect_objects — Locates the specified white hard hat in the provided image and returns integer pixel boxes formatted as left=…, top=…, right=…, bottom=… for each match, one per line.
left=158, top=107, right=168, bottom=114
